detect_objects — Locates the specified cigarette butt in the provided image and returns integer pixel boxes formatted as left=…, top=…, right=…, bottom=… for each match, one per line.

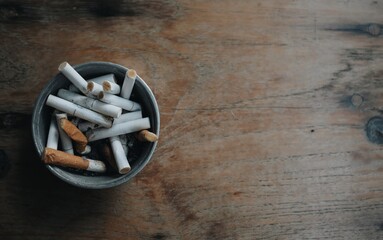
left=87, top=81, right=103, bottom=96
left=42, top=148, right=106, bottom=173
left=47, top=117, right=59, bottom=149
left=58, top=62, right=88, bottom=94
left=136, top=130, right=158, bottom=142
left=56, top=113, right=74, bottom=154
left=98, top=91, right=141, bottom=111
left=46, top=95, right=113, bottom=128
left=102, top=80, right=121, bottom=94
left=121, top=69, right=136, bottom=99
left=113, top=111, right=142, bottom=125
left=58, top=89, right=122, bottom=118
left=110, top=136, right=131, bottom=174
left=87, top=117, right=151, bottom=142
left=59, top=118, right=88, bottom=153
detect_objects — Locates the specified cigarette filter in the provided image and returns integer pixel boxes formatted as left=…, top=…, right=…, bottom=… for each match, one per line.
left=110, top=136, right=131, bottom=174
left=120, top=69, right=136, bottom=99
left=136, top=130, right=158, bottom=142
left=43, top=148, right=106, bottom=173
left=98, top=91, right=141, bottom=111
left=58, top=62, right=88, bottom=94
left=87, top=117, right=151, bottom=142
left=58, top=89, right=122, bottom=118
left=46, top=95, right=113, bottom=128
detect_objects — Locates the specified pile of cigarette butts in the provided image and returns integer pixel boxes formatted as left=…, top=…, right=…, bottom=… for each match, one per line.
left=43, top=62, right=158, bottom=175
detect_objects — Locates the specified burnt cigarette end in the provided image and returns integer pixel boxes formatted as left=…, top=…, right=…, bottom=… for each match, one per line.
left=87, top=81, right=94, bottom=91
left=76, top=145, right=91, bottom=155
left=136, top=130, right=158, bottom=142
left=102, top=81, right=111, bottom=91
left=127, top=69, right=137, bottom=79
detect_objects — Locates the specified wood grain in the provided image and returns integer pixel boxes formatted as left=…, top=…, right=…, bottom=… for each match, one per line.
left=1, top=0, right=383, bottom=239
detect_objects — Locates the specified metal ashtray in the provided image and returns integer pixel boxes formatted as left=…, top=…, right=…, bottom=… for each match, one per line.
left=32, top=62, right=160, bottom=189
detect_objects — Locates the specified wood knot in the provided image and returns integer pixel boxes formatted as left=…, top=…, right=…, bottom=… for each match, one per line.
left=351, top=93, right=364, bottom=108
left=367, top=24, right=381, bottom=36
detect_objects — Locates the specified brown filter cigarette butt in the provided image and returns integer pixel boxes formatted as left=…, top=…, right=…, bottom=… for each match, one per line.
left=42, top=148, right=106, bottom=173
left=60, top=118, right=88, bottom=153
left=136, top=130, right=158, bottom=142
left=43, top=147, right=89, bottom=170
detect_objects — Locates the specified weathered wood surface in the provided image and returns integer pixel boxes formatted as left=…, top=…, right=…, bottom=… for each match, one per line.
left=1, top=0, right=383, bottom=239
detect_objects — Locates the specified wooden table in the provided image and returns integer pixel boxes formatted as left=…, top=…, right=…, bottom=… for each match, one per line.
left=1, top=0, right=383, bottom=239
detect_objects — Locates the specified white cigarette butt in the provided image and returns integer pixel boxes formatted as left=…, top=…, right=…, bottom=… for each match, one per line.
left=58, top=89, right=122, bottom=118
left=47, top=117, right=59, bottom=149
left=110, top=136, right=131, bottom=174
left=102, top=80, right=121, bottom=94
left=98, top=91, right=141, bottom=111
left=58, top=62, right=88, bottom=94
left=113, top=111, right=142, bottom=125
left=87, top=81, right=103, bottom=96
left=120, top=69, right=136, bottom=99
left=46, top=95, right=113, bottom=128
left=87, top=117, right=151, bottom=142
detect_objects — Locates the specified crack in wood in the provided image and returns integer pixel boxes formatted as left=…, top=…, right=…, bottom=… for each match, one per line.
left=324, top=23, right=382, bottom=37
